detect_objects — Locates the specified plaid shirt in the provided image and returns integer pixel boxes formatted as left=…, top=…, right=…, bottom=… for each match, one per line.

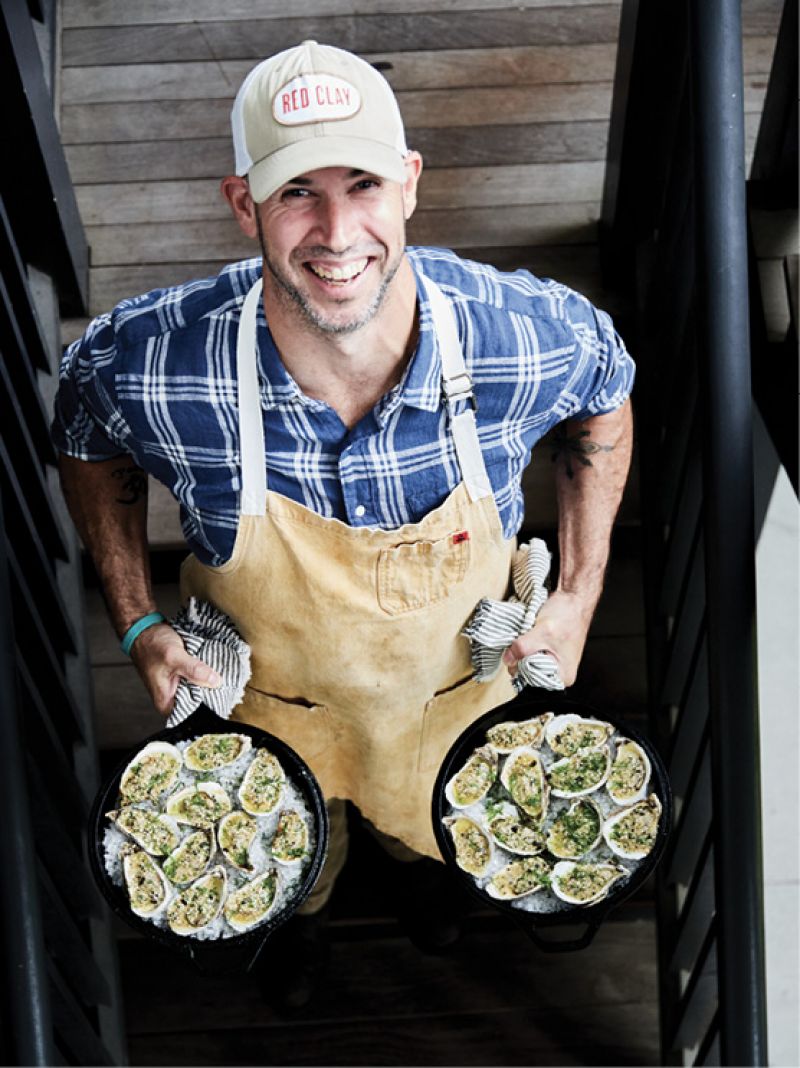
left=52, top=247, right=635, bottom=566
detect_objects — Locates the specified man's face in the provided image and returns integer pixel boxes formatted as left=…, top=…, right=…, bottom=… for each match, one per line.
left=253, top=163, right=419, bottom=337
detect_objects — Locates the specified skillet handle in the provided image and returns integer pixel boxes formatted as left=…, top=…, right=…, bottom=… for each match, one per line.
left=510, top=911, right=604, bottom=953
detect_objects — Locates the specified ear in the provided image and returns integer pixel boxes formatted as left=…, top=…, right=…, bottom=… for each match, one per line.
left=221, top=176, right=259, bottom=240
left=400, top=151, right=423, bottom=221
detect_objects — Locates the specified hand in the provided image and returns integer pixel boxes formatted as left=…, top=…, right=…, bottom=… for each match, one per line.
left=501, top=590, right=595, bottom=688
left=129, top=623, right=221, bottom=717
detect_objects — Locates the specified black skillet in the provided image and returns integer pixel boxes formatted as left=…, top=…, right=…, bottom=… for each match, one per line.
left=432, top=692, right=672, bottom=953
left=88, top=704, right=329, bottom=975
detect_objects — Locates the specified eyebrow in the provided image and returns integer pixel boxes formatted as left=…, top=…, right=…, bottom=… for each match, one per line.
left=285, top=169, right=366, bottom=187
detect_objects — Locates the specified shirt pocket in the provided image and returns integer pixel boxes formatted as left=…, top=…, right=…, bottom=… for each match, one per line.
left=239, top=686, right=332, bottom=760
left=376, top=531, right=471, bottom=615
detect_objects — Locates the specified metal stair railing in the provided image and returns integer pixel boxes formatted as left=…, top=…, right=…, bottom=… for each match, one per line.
left=602, top=0, right=772, bottom=1063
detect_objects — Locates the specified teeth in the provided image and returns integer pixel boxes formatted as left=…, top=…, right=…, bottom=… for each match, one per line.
left=309, top=258, right=368, bottom=282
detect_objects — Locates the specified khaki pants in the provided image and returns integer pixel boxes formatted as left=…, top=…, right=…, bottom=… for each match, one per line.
left=298, top=799, right=424, bottom=915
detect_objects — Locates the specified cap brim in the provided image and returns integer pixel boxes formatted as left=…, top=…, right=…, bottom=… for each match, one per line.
left=247, top=136, right=408, bottom=202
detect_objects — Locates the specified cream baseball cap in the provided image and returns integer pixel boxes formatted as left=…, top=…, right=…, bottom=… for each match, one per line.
left=231, top=40, right=409, bottom=203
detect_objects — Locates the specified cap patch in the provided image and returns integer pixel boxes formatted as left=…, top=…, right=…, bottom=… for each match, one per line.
left=273, top=74, right=361, bottom=126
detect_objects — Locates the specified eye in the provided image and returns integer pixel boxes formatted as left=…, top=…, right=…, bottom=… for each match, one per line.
left=281, top=187, right=312, bottom=200
left=352, top=177, right=381, bottom=192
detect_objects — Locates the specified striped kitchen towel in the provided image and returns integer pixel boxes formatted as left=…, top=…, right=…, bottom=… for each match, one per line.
left=462, top=538, right=565, bottom=692
left=166, top=598, right=252, bottom=727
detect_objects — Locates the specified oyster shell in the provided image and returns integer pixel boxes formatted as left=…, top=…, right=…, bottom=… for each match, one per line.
left=183, top=733, right=253, bottom=772
left=499, top=746, right=549, bottom=825
left=167, top=865, right=227, bottom=936
left=602, top=794, right=662, bottom=859
left=238, top=748, right=286, bottom=816
left=546, top=798, right=604, bottom=859
left=271, top=810, right=310, bottom=865
left=545, top=714, right=613, bottom=757
left=162, top=829, right=215, bottom=885
left=120, top=844, right=172, bottom=918
left=485, top=800, right=544, bottom=856
left=119, top=741, right=182, bottom=804
left=166, top=782, right=232, bottom=828
left=224, top=869, right=279, bottom=933
left=550, top=860, right=629, bottom=906
left=486, top=855, right=552, bottom=900
left=217, top=810, right=257, bottom=872
left=444, top=745, right=498, bottom=809
left=606, top=738, right=651, bottom=805
left=485, top=713, right=554, bottom=754
left=106, top=807, right=180, bottom=856
left=443, top=815, right=493, bottom=876
left=548, top=745, right=611, bottom=798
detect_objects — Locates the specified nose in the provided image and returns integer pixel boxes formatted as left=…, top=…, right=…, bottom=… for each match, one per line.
left=314, top=193, right=358, bottom=253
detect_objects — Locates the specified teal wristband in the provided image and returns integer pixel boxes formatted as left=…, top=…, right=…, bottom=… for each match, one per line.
left=120, top=612, right=166, bottom=656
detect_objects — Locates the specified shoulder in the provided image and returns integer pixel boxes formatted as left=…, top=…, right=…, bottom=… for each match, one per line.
left=406, top=246, right=613, bottom=339
left=98, top=258, right=262, bottom=352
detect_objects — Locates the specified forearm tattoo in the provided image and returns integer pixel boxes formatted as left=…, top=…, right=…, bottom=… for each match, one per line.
left=111, top=465, right=147, bottom=505
left=551, top=425, right=615, bottom=480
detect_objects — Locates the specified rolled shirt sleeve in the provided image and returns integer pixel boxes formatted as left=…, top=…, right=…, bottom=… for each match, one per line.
left=554, top=284, right=635, bottom=421
left=51, top=314, right=132, bottom=461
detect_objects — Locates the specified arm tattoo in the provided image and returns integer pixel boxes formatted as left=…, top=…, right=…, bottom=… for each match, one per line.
left=111, top=465, right=148, bottom=505
left=551, top=425, right=615, bottom=480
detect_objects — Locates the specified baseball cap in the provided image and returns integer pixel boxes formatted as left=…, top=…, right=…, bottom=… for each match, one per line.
left=231, top=40, right=409, bottom=203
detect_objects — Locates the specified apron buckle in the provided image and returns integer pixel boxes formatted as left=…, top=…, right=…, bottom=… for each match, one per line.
left=442, top=372, right=478, bottom=413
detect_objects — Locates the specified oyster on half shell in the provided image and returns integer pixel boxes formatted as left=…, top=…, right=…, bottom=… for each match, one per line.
left=486, top=800, right=544, bottom=856
left=550, top=860, right=629, bottom=906
left=167, top=865, right=227, bottom=936
left=606, top=738, right=651, bottom=805
left=500, top=746, right=549, bottom=825
left=166, top=782, right=232, bottom=828
left=184, top=732, right=253, bottom=772
left=271, top=810, right=310, bottom=865
left=548, top=745, right=611, bottom=798
left=603, top=794, right=662, bottom=859
left=443, top=815, right=493, bottom=876
left=224, top=869, right=279, bottom=933
left=238, top=748, right=286, bottom=816
left=546, top=798, right=604, bottom=859
left=545, top=714, right=613, bottom=758
left=119, top=741, right=182, bottom=804
left=107, top=807, right=180, bottom=856
left=217, top=811, right=257, bottom=873
left=485, top=713, right=554, bottom=754
left=486, top=855, right=552, bottom=900
left=445, top=745, right=498, bottom=809
left=120, top=844, right=172, bottom=918
left=162, top=829, right=215, bottom=886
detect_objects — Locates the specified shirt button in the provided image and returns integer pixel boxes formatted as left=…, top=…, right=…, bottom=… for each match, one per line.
left=354, top=504, right=366, bottom=518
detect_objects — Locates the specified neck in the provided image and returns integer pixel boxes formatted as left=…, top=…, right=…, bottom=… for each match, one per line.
left=263, top=256, right=419, bottom=427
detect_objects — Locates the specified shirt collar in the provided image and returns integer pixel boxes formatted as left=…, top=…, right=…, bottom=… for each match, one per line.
left=252, top=256, right=445, bottom=416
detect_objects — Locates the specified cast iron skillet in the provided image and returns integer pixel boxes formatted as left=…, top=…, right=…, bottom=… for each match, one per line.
left=432, top=692, right=672, bottom=953
left=88, top=704, right=329, bottom=974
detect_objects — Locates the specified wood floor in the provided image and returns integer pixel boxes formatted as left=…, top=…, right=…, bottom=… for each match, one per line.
left=117, top=814, right=660, bottom=1067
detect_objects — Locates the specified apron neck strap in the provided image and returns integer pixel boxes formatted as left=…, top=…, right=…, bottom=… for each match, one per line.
left=419, top=274, right=492, bottom=502
left=235, top=272, right=493, bottom=517
left=237, top=278, right=268, bottom=515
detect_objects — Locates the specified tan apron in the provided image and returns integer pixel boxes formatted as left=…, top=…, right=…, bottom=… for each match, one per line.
left=180, top=274, right=516, bottom=857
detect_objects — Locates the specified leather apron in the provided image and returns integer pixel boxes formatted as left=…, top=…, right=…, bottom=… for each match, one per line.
left=180, top=274, right=516, bottom=857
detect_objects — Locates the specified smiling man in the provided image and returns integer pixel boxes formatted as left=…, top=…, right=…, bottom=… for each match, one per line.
left=53, top=41, right=634, bottom=1007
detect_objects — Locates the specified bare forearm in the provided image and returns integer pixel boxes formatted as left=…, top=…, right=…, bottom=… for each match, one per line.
left=58, top=453, right=156, bottom=637
left=551, top=399, right=634, bottom=611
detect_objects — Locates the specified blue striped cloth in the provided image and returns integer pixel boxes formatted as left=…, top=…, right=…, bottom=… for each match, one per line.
left=52, top=247, right=634, bottom=566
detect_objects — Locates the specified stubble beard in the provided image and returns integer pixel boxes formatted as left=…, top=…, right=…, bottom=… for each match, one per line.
left=255, top=213, right=403, bottom=337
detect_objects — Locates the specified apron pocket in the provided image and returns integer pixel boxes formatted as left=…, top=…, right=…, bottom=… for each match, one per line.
left=377, top=531, right=471, bottom=615
left=418, top=674, right=490, bottom=774
left=240, top=686, right=332, bottom=760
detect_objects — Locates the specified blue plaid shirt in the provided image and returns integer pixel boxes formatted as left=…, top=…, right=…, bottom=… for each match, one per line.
left=52, top=247, right=634, bottom=566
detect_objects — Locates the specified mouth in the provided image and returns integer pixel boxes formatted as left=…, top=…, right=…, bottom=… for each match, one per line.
left=305, top=257, right=370, bottom=286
